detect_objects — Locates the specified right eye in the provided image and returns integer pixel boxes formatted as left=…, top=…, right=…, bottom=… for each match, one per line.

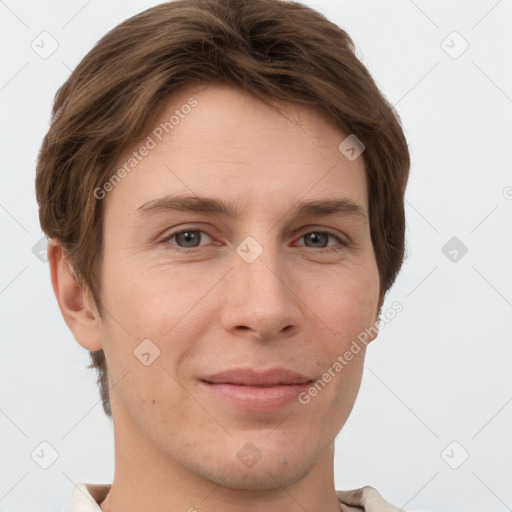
left=160, top=229, right=214, bottom=251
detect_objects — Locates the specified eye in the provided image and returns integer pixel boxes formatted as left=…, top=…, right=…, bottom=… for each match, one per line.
left=161, top=229, right=213, bottom=250
left=295, top=230, right=348, bottom=253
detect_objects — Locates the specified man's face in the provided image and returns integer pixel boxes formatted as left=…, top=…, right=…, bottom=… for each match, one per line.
left=94, top=82, right=381, bottom=489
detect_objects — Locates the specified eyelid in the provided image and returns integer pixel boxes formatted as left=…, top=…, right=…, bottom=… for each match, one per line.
left=294, top=225, right=350, bottom=244
left=159, top=227, right=215, bottom=248
left=292, top=229, right=350, bottom=253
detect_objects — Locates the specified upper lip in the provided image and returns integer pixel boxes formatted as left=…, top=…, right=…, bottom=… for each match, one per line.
left=200, top=367, right=313, bottom=386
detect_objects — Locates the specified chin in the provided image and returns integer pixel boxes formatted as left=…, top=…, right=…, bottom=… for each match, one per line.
left=193, top=442, right=317, bottom=491
left=205, top=461, right=313, bottom=491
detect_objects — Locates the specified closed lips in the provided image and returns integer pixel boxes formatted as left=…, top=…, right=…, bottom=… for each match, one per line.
left=200, top=367, right=313, bottom=386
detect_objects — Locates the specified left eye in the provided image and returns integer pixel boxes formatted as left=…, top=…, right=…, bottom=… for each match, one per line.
left=295, top=231, right=346, bottom=250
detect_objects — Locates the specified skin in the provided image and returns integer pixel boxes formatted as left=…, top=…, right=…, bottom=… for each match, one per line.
left=49, top=82, right=382, bottom=512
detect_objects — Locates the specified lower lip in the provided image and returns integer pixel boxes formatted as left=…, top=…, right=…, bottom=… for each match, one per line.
left=199, top=381, right=312, bottom=412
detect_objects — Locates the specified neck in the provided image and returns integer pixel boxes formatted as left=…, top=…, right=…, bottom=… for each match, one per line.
left=100, top=401, right=343, bottom=512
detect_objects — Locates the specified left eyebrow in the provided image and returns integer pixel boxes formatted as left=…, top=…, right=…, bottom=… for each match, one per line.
left=293, top=198, right=367, bottom=223
left=135, top=194, right=367, bottom=223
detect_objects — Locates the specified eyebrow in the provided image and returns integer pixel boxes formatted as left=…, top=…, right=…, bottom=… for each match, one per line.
left=135, top=195, right=367, bottom=222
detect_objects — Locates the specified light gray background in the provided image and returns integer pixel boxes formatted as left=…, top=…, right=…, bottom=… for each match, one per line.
left=1, top=1, right=511, bottom=511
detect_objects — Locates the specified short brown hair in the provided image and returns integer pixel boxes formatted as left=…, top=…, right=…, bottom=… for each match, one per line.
left=35, top=0, right=410, bottom=418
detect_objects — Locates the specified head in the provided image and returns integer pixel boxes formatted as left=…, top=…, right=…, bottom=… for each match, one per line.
left=36, top=0, right=409, bottom=490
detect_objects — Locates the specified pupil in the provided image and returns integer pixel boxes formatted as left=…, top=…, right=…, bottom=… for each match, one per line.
left=307, top=232, right=327, bottom=248
left=178, top=231, right=199, bottom=247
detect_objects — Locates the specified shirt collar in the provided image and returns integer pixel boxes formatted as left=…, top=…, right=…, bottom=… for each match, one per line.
left=64, top=483, right=369, bottom=511
left=64, top=482, right=110, bottom=512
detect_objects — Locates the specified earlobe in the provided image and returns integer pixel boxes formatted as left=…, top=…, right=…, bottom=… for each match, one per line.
left=47, top=239, right=103, bottom=351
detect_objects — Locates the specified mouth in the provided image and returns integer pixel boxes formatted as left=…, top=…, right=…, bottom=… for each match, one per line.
left=201, top=381, right=308, bottom=387
left=199, top=381, right=313, bottom=411
left=200, top=366, right=313, bottom=386
left=198, top=367, right=314, bottom=411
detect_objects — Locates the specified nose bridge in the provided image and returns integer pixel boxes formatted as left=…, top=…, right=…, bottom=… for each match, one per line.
left=221, top=232, right=301, bottom=338
left=235, top=234, right=287, bottom=301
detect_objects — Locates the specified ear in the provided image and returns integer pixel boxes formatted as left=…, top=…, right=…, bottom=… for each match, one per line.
left=47, top=238, right=103, bottom=351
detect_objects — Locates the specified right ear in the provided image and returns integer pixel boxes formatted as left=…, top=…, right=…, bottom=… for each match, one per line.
left=47, top=238, right=103, bottom=352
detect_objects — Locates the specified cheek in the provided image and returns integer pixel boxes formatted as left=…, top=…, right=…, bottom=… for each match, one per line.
left=111, top=356, right=200, bottom=438
left=98, top=262, right=209, bottom=393
left=100, top=258, right=183, bottom=337
left=307, top=265, right=380, bottom=344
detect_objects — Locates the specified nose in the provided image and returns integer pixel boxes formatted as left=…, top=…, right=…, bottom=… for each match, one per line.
left=219, top=239, right=303, bottom=341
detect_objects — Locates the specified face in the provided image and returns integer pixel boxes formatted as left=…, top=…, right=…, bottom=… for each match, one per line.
left=93, top=82, right=381, bottom=490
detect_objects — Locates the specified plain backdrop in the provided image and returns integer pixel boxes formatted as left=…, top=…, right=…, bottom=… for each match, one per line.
left=1, top=1, right=511, bottom=511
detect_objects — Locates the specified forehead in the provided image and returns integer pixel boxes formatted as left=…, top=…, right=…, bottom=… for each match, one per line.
left=103, top=82, right=368, bottom=223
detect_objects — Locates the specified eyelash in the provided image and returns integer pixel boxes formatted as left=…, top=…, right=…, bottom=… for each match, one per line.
left=159, top=228, right=349, bottom=254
